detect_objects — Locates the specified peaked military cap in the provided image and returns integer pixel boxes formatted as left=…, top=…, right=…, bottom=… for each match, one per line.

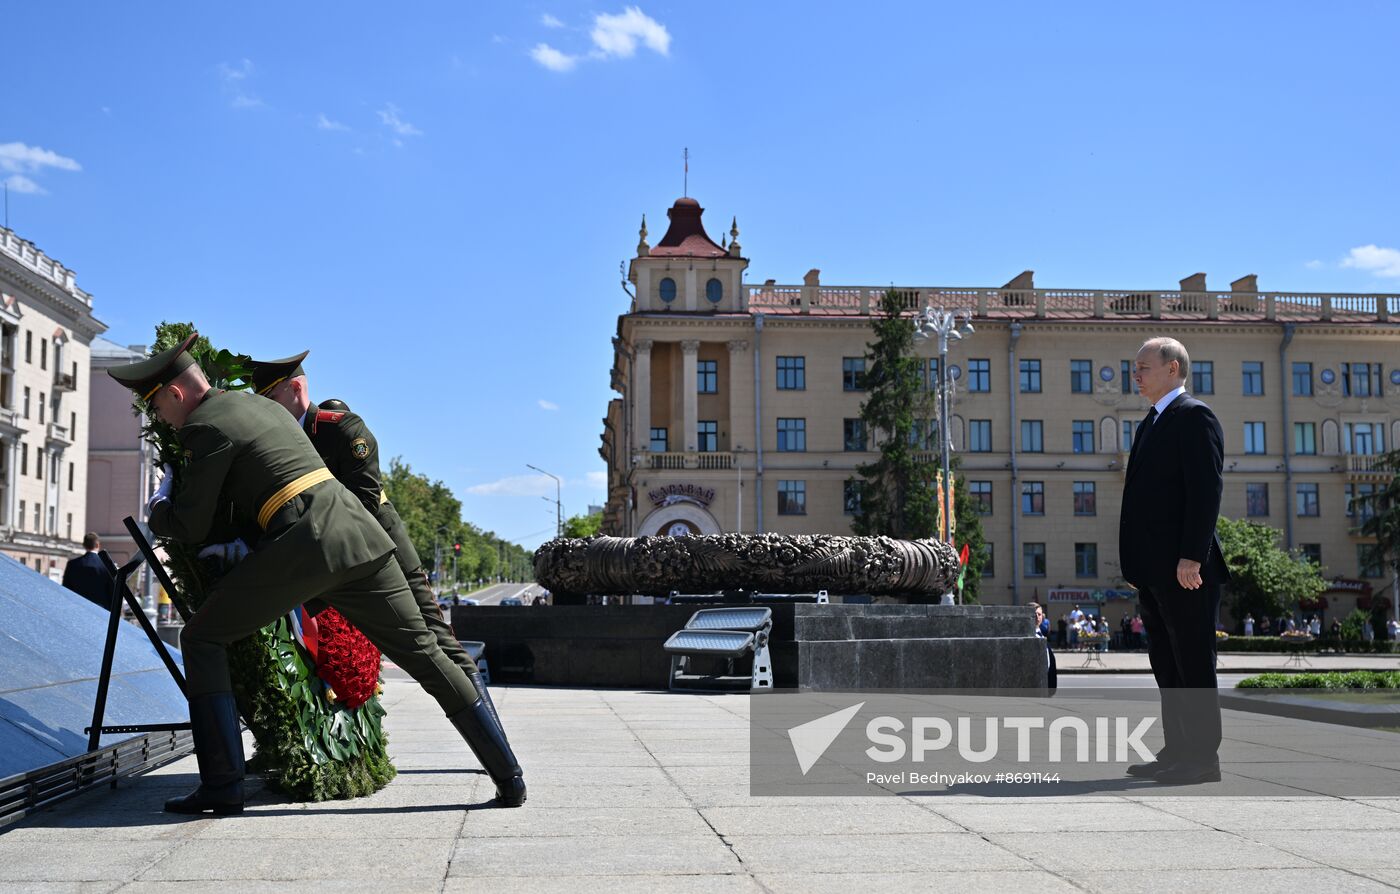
left=107, top=332, right=199, bottom=401
left=247, top=350, right=310, bottom=395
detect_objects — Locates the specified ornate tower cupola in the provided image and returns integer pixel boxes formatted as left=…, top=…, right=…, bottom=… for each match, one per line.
left=628, top=197, right=749, bottom=313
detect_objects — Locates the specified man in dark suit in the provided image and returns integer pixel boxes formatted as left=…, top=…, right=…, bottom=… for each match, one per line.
left=62, top=533, right=113, bottom=608
left=1119, top=337, right=1230, bottom=785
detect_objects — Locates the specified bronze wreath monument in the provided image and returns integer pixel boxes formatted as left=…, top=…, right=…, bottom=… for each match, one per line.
left=534, top=533, right=962, bottom=600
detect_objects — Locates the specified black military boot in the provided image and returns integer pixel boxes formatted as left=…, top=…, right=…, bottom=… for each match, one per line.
left=468, top=671, right=501, bottom=727
left=165, top=692, right=246, bottom=815
left=449, top=696, right=526, bottom=807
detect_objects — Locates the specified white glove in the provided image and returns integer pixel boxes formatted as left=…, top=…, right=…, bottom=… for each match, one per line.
left=148, top=463, right=175, bottom=511
left=197, top=539, right=250, bottom=566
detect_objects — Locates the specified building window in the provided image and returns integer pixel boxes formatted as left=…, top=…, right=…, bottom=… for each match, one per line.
left=697, top=360, right=717, bottom=394
left=66, top=512, right=72, bottom=541
left=1021, top=420, right=1044, bottom=453
left=1293, top=422, right=1317, bottom=455
left=649, top=427, right=668, bottom=453
left=1072, top=420, right=1095, bottom=454
left=1358, top=544, right=1383, bottom=578
left=1347, top=483, right=1379, bottom=526
left=777, top=480, right=807, bottom=515
left=658, top=277, right=677, bottom=303
left=970, top=480, right=992, bottom=515
left=1019, top=359, right=1041, bottom=393
left=967, top=359, right=990, bottom=392
left=776, top=418, right=806, bottom=452
left=33, top=505, right=39, bottom=530
left=969, top=420, right=992, bottom=452
left=20, top=445, right=27, bottom=476
left=68, top=462, right=74, bottom=491
left=1292, top=362, right=1313, bottom=397
left=776, top=356, right=805, bottom=390
left=981, top=542, right=995, bottom=578
left=925, top=357, right=940, bottom=392
left=40, top=340, right=46, bottom=370
left=705, top=278, right=723, bottom=304
left=908, top=418, right=937, bottom=450
left=1246, top=483, right=1270, bottom=517
left=1342, top=362, right=1382, bottom=398
left=1075, top=543, right=1098, bottom=578
left=1070, top=360, right=1092, bottom=394
left=843, top=418, right=867, bottom=452
left=843, top=479, right=863, bottom=515
left=17, top=500, right=24, bottom=531
left=38, top=393, right=44, bottom=424
left=22, top=386, right=29, bottom=418
left=36, top=448, right=42, bottom=480
left=70, top=411, right=76, bottom=439
left=1244, top=422, right=1266, bottom=455
left=1021, top=481, right=1045, bottom=515
left=1344, top=422, right=1386, bottom=455
left=697, top=421, right=718, bottom=453
left=1023, top=543, right=1047, bottom=577
left=1121, top=419, right=1136, bottom=452
left=1295, top=482, right=1319, bottom=517
left=1073, top=481, right=1096, bottom=516
left=1299, top=543, right=1321, bottom=567
left=24, top=330, right=31, bottom=364
left=1192, top=360, right=1214, bottom=395
left=1242, top=361, right=1264, bottom=396
left=1121, top=359, right=1135, bottom=394
left=842, top=357, right=866, bottom=391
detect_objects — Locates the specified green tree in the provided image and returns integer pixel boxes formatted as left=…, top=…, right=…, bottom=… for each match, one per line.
left=563, top=512, right=603, bottom=538
left=850, top=291, right=986, bottom=600
left=1216, top=516, right=1327, bottom=622
left=1358, top=448, right=1399, bottom=639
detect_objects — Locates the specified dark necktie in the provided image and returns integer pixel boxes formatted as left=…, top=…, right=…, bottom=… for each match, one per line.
left=1131, top=407, right=1158, bottom=457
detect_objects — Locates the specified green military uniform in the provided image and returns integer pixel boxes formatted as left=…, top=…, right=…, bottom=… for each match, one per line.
left=110, top=335, right=524, bottom=814
left=246, top=353, right=483, bottom=682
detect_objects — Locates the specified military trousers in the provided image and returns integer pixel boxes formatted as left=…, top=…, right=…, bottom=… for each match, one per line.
left=382, top=507, right=480, bottom=677
left=179, top=550, right=480, bottom=714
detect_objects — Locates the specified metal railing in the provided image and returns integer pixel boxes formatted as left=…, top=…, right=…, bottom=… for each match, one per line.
left=647, top=451, right=733, bottom=470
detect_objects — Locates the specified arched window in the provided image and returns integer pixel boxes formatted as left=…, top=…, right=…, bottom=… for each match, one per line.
left=705, top=277, right=723, bottom=304
left=659, top=277, right=677, bottom=303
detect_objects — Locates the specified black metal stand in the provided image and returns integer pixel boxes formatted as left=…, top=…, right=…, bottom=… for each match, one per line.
left=83, top=516, right=191, bottom=753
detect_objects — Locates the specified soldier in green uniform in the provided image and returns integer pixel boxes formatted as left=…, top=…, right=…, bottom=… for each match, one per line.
left=108, top=335, right=525, bottom=814
left=245, top=351, right=513, bottom=744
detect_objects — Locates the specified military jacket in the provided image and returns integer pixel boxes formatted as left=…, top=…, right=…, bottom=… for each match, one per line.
left=302, top=403, right=384, bottom=515
left=149, top=390, right=394, bottom=574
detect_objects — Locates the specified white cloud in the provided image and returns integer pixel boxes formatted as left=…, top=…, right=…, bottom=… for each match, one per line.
left=1304, top=259, right=1323, bottom=270
left=377, top=103, right=423, bottom=137
left=530, top=43, right=578, bottom=71
left=491, top=34, right=507, bottom=44
left=590, top=6, right=670, bottom=58
left=2, top=175, right=45, bottom=195
left=1341, top=244, right=1400, bottom=278
left=530, top=7, right=670, bottom=72
left=584, top=470, right=607, bottom=489
left=0, top=142, right=82, bottom=175
left=218, top=59, right=263, bottom=109
left=316, top=113, right=349, bottom=132
left=538, top=399, right=560, bottom=411
left=467, top=474, right=557, bottom=497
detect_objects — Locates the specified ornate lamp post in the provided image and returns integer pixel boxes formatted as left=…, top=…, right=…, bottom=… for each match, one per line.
left=914, top=306, right=974, bottom=600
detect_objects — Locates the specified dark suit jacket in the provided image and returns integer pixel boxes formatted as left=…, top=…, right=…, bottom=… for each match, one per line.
left=1118, top=392, right=1231, bottom=589
left=62, top=551, right=114, bottom=608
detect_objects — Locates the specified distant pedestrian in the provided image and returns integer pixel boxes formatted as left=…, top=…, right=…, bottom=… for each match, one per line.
left=1243, top=614, right=1254, bottom=637
left=1131, top=614, right=1145, bottom=649
left=61, top=533, right=114, bottom=609
left=1310, top=616, right=1322, bottom=637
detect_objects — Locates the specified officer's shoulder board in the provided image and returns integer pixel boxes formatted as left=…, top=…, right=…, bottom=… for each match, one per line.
left=311, top=409, right=346, bottom=434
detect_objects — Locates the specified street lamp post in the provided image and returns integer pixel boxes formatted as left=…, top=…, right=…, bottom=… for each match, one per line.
left=527, top=463, right=563, bottom=537
left=914, top=306, right=975, bottom=603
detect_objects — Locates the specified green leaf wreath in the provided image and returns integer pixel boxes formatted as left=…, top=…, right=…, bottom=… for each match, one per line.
left=138, top=321, right=395, bottom=800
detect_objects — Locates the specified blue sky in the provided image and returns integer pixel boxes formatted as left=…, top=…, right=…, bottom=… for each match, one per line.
left=3, top=2, right=1398, bottom=550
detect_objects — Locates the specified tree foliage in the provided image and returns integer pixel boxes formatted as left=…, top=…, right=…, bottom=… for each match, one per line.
left=850, top=291, right=986, bottom=600
left=563, top=512, right=603, bottom=538
left=1216, top=516, right=1327, bottom=621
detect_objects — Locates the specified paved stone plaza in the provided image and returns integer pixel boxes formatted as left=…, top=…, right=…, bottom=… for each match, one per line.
left=3, top=668, right=1400, bottom=893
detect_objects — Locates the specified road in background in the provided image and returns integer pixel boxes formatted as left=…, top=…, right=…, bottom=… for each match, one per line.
left=456, top=583, right=545, bottom=606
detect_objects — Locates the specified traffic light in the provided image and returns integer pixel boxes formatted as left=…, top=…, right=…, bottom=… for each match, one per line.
left=453, top=542, right=462, bottom=557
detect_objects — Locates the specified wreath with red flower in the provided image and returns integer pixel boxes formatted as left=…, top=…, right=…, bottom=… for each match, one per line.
left=297, top=607, right=383, bottom=709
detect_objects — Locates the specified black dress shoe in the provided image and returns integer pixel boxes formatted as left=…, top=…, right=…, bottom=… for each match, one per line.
left=1125, top=760, right=1169, bottom=778
left=1153, top=761, right=1221, bottom=785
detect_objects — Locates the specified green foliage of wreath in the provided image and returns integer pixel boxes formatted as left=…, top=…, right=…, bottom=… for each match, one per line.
left=140, top=321, right=395, bottom=801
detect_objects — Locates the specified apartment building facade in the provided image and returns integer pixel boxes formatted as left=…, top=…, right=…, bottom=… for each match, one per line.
left=600, top=197, right=1399, bottom=616
left=0, top=226, right=105, bottom=579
